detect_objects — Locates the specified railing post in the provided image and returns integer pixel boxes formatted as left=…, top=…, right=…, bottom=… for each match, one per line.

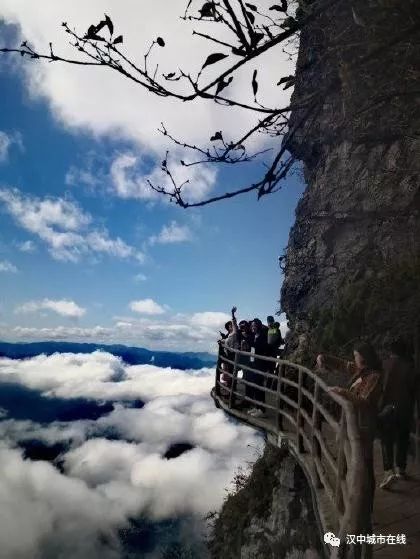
left=296, top=368, right=304, bottom=453
left=215, top=344, right=222, bottom=398
left=334, top=412, right=347, bottom=516
left=276, top=363, right=284, bottom=432
left=311, top=381, right=323, bottom=488
left=228, top=349, right=239, bottom=410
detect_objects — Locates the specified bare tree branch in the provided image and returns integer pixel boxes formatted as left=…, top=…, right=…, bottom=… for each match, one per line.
left=0, top=0, right=413, bottom=208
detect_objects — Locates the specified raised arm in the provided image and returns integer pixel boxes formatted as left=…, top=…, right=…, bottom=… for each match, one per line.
left=231, top=306, right=238, bottom=335
left=317, top=353, right=356, bottom=376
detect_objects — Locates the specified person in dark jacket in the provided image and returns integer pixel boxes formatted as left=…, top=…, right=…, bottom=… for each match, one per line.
left=239, top=320, right=252, bottom=349
left=378, top=339, right=419, bottom=488
left=236, top=320, right=252, bottom=409
left=246, top=318, right=269, bottom=417
left=218, top=308, right=240, bottom=388
left=267, top=316, right=284, bottom=358
left=266, top=316, right=284, bottom=380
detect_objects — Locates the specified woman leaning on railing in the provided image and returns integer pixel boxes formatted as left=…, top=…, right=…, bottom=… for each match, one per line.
left=316, top=342, right=382, bottom=524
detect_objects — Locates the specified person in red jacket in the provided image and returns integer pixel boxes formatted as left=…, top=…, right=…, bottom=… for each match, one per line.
left=316, top=342, right=382, bottom=510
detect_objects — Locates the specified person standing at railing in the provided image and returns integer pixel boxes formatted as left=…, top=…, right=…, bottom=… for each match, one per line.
left=237, top=319, right=253, bottom=409
left=266, top=317, right=284, bottom=383
left=218, top=307, right=241, bottom=390
left=267, top=316, right=284, bottom=359
left=316, top=343, right=382, bottom=512
left=378, top=339, right=419, bottom=489
left=247, top=318, right=270, bottom=418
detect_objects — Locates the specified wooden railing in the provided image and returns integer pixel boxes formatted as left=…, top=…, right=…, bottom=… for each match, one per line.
left=211, top=343, right=375, bottom=559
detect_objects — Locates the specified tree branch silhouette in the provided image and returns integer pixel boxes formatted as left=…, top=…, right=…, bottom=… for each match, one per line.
left=1, top=0, right=415, bottom=207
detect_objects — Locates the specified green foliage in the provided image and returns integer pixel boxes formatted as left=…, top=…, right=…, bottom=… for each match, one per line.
left=207, top=444, right=321, bottom=558
left=207, top=445, right=285, bottom=558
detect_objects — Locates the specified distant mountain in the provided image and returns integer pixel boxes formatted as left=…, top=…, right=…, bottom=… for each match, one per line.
left=0, top=341, right=217, bottom=370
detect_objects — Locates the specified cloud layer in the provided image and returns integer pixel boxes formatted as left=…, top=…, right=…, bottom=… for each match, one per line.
left=0, top=308, right=243, bottom=352
left=0, top=351, right=263, bottom=558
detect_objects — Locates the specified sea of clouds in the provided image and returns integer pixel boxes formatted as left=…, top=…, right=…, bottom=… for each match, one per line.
left=0, top=351, right=263, bottom=559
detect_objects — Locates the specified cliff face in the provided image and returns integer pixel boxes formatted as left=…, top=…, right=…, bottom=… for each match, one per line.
left=208, top=445, right=322, bottom=559
left=281, top=0, right=420, bottom=356
left=209, top=2, right=419, bottom=556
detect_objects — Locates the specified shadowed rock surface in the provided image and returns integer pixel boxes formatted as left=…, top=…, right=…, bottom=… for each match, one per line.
left=281, top=0, right=420, bottom=358
left=208, top=445, right=322, bottom=559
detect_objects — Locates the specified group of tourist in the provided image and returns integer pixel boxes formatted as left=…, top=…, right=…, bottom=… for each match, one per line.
left=218, top=306, right=283, bottom=418
left=317, top=340, right=419, bottom=492
left=218, top=315, right=419, bottom=494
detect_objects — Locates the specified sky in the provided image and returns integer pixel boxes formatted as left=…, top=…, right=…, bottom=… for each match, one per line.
left=0, top=4, right=302, bottom=557
left=0, top=0, right=304, bottom=352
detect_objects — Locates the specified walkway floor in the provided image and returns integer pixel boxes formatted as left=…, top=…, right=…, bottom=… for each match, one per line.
left=372, top=441, right=420, bottom=558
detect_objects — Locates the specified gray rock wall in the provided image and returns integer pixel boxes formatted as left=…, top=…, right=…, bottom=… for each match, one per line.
left=281, top=0, right=420, bottom=355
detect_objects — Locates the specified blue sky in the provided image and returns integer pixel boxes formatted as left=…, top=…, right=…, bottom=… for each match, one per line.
left=0, top=8, right=304, bottom=351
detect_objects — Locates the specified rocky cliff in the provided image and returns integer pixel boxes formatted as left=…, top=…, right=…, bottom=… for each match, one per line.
left=281, top=0, right=420, bottom=358
left=208, top=445, right=322, bottom=559
left=209, top=2, right=419, bottom=557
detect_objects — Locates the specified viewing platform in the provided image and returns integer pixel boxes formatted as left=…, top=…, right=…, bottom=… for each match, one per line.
left=211, top=345, right=420, bottom=559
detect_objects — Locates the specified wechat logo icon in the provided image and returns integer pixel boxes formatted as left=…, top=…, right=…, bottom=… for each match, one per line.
left=324, top=532, right=340, bottom=547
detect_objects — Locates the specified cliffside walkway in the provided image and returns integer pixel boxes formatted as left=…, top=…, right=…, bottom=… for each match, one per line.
left=211, top=345, right=420, bottom=559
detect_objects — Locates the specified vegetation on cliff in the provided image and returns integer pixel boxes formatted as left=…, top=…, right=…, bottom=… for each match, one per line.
left=208, top=444, right=322, bottom=559
left=309, top=258, right=420, bottom=358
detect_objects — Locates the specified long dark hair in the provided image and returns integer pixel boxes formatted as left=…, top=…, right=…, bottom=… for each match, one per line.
left=353, top=342, right=382, bottom=372
left=387, top=338, right=412, bottom=361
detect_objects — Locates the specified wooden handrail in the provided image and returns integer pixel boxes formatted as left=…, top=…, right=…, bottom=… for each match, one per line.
left=213, top=343, right=373, bottom=559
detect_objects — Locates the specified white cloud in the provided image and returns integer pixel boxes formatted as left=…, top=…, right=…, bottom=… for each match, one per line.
left=0, top=352, right=264, bottom=556
left=65, top=166, right=101, bottom=189
left=0, top=187, right=144, bottom=263
left=148, top=221, right=191, bottom=246
left=110, top=153, right=158, bottom=201
left=0, top=132, right=12, bottom=161
left=0, top=306, right=235, bottom=352
left=133, top=273, right=147, bottom=282
left=129, top=299, right=166, bottom=315
left=16, top=298, right=86, bottom=318
left=0, top=130, right=23, bottom=162
left=0, top=444, right=126, bottom=559
left=0, top=352, right=262, bottom=510
left=279, top=319, right=289, bottom=339
left=190, top=311, right=230, bottom=329
left=110, top=153, right=217, bottom=204
left=0, top=260, right=18, bottom=273
left=0, top=1, right=294, bottom=202
left=18, top=239, right=36, bottom=252
left=6, top=325, right=113, bottom=342
left=0, top=351, right=216, bottom=403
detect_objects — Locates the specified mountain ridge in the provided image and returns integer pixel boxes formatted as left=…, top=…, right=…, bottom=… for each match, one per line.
left=0, top=340, right=217, bottom=370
